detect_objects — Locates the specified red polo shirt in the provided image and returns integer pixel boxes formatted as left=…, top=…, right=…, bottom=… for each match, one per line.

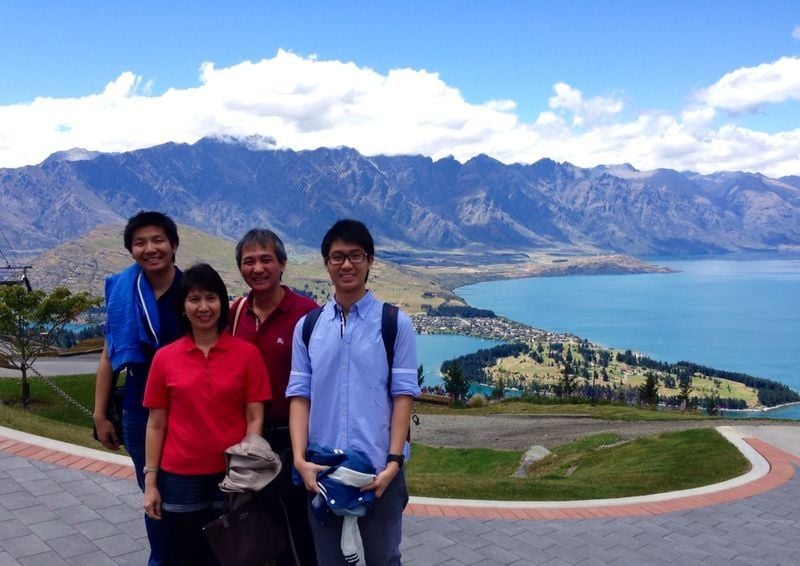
left=229, top=286, right=317, bottom=426
left=144, top=332, right=271, bottom=474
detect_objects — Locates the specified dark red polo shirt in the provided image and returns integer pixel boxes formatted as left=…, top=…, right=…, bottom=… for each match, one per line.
left=228, top=285, right=317, bottom=425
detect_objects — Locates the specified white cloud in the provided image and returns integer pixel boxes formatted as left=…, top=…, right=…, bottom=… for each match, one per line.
left=793, top=25, right=800, bottom=40
left=548, top=82, right=624, bottom=126
left=695, top=56, right=800, bottom=112
left=0, top=49, right=799, bottom=177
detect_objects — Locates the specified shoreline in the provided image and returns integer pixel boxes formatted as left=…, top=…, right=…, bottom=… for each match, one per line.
left=427, top=255, right=799, bottom=400
left=724, top=402, right=800, bottom=414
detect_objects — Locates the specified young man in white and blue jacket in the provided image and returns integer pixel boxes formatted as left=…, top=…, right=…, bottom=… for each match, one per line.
left=93, top=211, right=182, bottom=566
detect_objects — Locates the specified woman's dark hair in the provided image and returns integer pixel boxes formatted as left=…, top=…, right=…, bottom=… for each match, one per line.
left=175, top=263, right=230, bottom=335
left=320, top=219, right=375, bottom=258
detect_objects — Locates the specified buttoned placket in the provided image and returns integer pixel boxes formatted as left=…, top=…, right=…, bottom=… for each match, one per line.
left=336, top=304, right=351, bottom=448
left=198, top=347, right=214, bottom=397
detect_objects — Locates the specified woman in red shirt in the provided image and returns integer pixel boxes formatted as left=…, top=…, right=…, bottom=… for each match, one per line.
left=142, top=263, right=271, bottom=564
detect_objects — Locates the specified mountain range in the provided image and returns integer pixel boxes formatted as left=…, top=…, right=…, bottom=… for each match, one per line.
left=2, top=137, right=799, bottom=258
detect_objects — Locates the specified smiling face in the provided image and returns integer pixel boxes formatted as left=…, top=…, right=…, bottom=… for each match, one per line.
left=325, top=239, right=373, bottom=297
left=130, top=225, right=176, bottom=276
left=238, top=242, right=285, bottom=295
left=183, top=287, right=222, bottom=335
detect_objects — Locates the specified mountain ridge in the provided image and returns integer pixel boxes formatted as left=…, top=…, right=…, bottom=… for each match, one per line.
left=2, top=137, right=799, bottom=258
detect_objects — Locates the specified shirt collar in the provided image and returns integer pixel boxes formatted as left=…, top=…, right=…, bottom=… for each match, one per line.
left=245, top=285, right=293, bottom=318
left=331, top=289, right=375, bottom=321
left=181, top=332, right=231, bottom=352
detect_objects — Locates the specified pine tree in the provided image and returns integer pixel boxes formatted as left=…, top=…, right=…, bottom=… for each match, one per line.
left=638, top=372, right=660, bottom=409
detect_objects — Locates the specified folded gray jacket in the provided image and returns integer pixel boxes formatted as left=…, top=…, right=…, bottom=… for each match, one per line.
left=219, top=434, right=282, bottom=493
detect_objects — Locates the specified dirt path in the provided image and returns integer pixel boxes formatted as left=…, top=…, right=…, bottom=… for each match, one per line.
left=410, top=414, right=797, bottom=450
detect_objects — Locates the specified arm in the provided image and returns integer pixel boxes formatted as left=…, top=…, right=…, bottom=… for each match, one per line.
left=143, top=408, right=167, bottom=520
left=92, top=344, right=120, bottom=450
left=245, top=402, right=264, bottom=436
left=362, top=394, right=413, bottom=497
left=289, top=396, right=326, bottom=493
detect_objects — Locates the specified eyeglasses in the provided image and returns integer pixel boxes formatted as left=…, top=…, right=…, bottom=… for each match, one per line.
left=326, top=251, right=370, bottom=265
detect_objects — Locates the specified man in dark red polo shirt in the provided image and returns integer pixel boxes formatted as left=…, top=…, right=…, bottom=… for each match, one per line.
left=229, top=228, right=318, bottom=565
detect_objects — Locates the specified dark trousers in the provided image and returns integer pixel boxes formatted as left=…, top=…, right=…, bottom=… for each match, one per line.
left=123, top=407, right=168, bottom=566
left=307, top=471, right=408, bottom=566
left=263, top=427, right=319, bottom=566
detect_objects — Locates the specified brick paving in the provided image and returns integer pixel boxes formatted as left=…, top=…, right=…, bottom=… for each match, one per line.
left=0, top=428, right=798, bottom=565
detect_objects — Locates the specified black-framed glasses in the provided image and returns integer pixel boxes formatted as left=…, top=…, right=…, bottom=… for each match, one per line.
left=326, top=251, right=370, bottom=265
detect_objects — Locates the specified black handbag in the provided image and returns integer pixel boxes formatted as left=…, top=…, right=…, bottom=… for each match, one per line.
left=203, top=494, right=287, bottom=566
left=92, top=371, right=124, bottom=445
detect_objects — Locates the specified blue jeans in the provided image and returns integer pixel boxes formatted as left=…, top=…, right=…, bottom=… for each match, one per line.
left=123, top=407, right=168, bottom=566
left=158, top=470, right=225, bottom=565
left=307, top=471, right=408, bottom=565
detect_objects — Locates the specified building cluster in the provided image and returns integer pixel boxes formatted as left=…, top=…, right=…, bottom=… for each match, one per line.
left=411, top=314, right=581, bottom=346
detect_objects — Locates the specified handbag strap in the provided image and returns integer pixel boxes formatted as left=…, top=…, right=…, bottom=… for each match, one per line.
left=231, top=296, right=248, bottom=336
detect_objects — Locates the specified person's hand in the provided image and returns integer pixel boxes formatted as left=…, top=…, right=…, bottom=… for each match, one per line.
left=294, top=459, right=327, bottom=493
left=361, top=464, right=399, bottom=498
left=93, top=416, right=120, bottom=451
left=143, top=485, right=162, bottom=520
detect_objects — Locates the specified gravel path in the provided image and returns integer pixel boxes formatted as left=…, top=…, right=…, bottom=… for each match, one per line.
left=410, top=414, right=797, bottom=450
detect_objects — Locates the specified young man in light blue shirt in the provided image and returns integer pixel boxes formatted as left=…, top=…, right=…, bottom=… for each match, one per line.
left=288, top=219, right=420, bottom=565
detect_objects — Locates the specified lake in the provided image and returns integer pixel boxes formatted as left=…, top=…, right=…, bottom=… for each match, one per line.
left=453, top=255, right=800, bottom=397
left=415, top=334, right=502, bottom=389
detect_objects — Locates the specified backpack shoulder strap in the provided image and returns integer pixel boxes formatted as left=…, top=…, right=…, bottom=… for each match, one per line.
left=231, top=296, right=248, bottom=336
left=381, top=302, right=412, bottom=442
left=381, top=302, right=399, bottom=385
left=302, top=306, right=325, bottom=350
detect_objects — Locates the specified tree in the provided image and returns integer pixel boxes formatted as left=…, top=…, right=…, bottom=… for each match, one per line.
left=705, top=394, right=719, bottom=416
left=491, top=376, right=506, bottom=400
left=441, top=363, right=469, bottom=406
left=677, top=375, right=693, bottom=411
left=0, top=286, right=100, bottom=408
left=638, top=372, right=660, bottom=409
left=560, top=363, right=577, bottom=397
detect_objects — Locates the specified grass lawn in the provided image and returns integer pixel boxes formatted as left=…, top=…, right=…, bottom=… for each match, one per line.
left=0, top=373, right=120, bottom=452
left=0, top=374, right=750, bottom=501
left=408, top=429, right=750, bottom=500
left=414, top=399, right=714, bottom=421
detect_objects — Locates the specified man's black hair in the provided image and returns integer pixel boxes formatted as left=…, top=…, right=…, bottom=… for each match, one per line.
left=235, top=228, right=288, bottom=267
left=320, top=219, right=375, bottom=258
left=175, top=263, right=230, bottom=335
left=123, top=211, right=180, bottom=254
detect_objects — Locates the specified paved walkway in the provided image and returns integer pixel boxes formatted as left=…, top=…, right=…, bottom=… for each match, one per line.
left=0, top=425, right=798, bottom=565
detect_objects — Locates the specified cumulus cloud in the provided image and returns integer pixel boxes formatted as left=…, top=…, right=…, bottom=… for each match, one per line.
left=695, top=56, right=800, bottom=112
left=0, top=49, right=799, bottom=177
left=793, top=25, right=800, bottom=40
left=548, top=82, right=624, bottom=126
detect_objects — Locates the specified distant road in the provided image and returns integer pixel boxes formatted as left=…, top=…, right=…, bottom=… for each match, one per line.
left=0, top=353, right=100, bottom=378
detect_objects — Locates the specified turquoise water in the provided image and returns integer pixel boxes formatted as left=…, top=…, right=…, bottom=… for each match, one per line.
left=415, top=334, right=502, bottom=389
left=725, top=403, right=800, bottom=419
left=456, top=256, right=800, bottom=394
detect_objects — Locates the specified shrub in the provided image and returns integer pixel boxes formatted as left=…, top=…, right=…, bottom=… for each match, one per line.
left=467, top=393, right=488, bottom=408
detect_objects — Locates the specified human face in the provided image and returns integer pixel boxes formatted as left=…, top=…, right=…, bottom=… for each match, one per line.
left=239, top=243, right=285, bottom=295
left=325, top=240, right=372, bottom=296
left=183, top=288, right=221, bottom=335
left=130, top=226, right=176, bottom=275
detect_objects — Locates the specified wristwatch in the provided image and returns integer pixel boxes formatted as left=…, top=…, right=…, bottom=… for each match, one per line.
left=386, top=454, right=405, bottom=469
left=143, top=466, right=158, bottom=475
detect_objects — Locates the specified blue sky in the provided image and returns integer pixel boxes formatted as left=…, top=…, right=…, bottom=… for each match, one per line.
left=2, top=0, right=800, bottom=175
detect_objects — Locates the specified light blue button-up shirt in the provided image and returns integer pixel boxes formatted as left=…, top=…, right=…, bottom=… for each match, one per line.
left=287, top=291, right=420, bottom=471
